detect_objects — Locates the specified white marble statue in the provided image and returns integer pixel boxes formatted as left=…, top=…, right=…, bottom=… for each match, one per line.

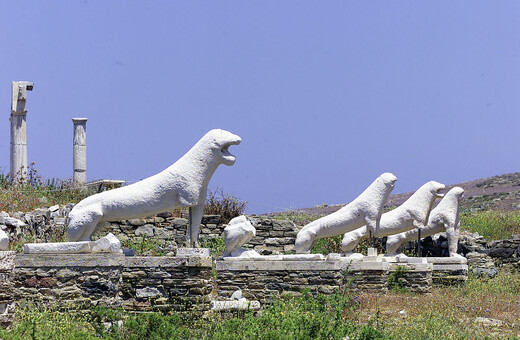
left=341, top=181, right=445, bottom=254
left=67, top=129, right=241, bottom=246
left=223, top=215, right=258, bottom=257
left=294, top=172, right=397, bottom=254
left=25, top=233, right=122, bottom=254
left=386, top=187, right=464, bottom=257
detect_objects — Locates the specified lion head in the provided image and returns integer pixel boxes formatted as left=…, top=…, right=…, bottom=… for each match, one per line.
left=202, top=129, right=242, bottom=166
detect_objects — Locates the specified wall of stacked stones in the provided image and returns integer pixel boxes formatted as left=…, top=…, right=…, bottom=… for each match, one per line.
left=216, top=260, right=432, bottom=304
left=1, top=206, right=301, bottom=255
left=99, top=215, right=299, bottom=255
left=4, top=206, right=518, bottom=266
left=0, top=205, right=518, bottom=320
left=12, top=253, right=214, bottom=314
left=5, top=252, right=436, bottom=318
left=0, top=252, right=15, bottom=328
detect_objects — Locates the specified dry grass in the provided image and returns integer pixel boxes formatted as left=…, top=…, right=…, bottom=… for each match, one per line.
left=460, top=210, right=520, bottom=240
left=354, top=269, right=520, bottom=339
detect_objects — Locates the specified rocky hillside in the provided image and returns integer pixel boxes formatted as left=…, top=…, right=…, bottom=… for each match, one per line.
left=274, top=172, right=520, bottom=218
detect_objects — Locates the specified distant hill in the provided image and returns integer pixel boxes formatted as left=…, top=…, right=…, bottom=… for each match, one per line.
left=269, top=172, right=520, bottom=219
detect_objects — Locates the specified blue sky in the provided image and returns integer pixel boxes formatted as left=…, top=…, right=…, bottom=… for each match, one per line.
left=1, top=2, right=519, bottom=213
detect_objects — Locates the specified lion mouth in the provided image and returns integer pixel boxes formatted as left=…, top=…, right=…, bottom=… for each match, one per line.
left=221, top=139, right=241, bottom=165
left=436, top=188, right=445, bottom=198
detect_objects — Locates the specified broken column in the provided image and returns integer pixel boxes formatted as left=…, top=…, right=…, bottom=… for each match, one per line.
left=10, top=81, right=34, bottom=183
left=72, top=118, right=87, bottom=186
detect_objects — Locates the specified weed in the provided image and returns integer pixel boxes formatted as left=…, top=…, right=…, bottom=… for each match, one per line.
left=387, top=265, right=409, bottom=292
left=121, top=235, right=164, bottom=256
left=312, top=235, right=343, bottom=255
left=204, top=188, right=247, bottom=224
left=201, top=236, right=226, bottom=259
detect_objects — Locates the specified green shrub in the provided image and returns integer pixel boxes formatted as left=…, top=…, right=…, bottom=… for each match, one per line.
left=1, top=291, right=384, bottom=340
left=203, top=291, right=365, bottom=340
left=387, top=265, right=409, bottom=292
left=311, top=235, right=343, bottom=255
left=201, top=236, right=226, bottom=258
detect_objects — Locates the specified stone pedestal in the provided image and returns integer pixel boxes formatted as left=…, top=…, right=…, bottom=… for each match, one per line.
left=426, top=256, right=468, bottom=285
left=217, top=253, right=443, bottom=301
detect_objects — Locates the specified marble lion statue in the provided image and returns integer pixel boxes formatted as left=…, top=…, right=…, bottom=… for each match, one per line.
left=67, top=129, right=241, bottom=246
left=341, top=181, right=445, bottom=254
left=223, top=215, right=258, bottom=257
left=294, top=172, right=397, bottom=254
left=386, top=186, right=464, bottom=257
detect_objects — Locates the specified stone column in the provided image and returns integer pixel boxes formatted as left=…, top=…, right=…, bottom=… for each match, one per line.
left=10, top=81, right=34, bottom=183
left=72, top=118, right=87, bottom=186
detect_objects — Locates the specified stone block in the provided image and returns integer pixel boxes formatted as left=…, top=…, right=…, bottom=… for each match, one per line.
left=136, top=286, right=165, bottom=299
left=176, top=248, right=211, bottom=257
left=135, top=225, right=154, bottom=237
left=202, top=215, right=221, bottom=225
left=0, top=252, right=15, bottom=271
left=211, top=299, right=261, bottom=311
left=16, top=254, right=126, bottom=267
left=128, top=219, right=146, bottom=227
left=55, top=269, right=81, bottom=281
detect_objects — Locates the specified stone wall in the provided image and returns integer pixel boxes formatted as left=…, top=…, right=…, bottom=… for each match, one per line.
left=121, top=254, right=213, bottom=313
left=217, top=260, right=346, bottom=303
left=216, top=257, right=434, bottom=303
left=14, top=254, right=124, bottom=310
left=96, top=216, right=300, bottom=255
left=459, top=232, right=520, bottom=276
left=98, top=214, right=222, bottom=251
left=427, top=257, right=469, bottom=285
left=246, top=217, right=300, bottom=254
left=13, top=251, right=214, bottom=314
left=487, top=237, right=520, bottom=267
left=0, top=252, right=16, bottom=328
left=2, top=205, right=301, bottom=255
left=2, top=250, right=467, bottom=321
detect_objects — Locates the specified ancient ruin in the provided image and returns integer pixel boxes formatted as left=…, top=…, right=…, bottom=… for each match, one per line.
left=341, top=181, right=445, bottom=254
left=66, top=129, right=241, bottom=246
left=10, top=81, right=33, bottom=183
left=386, top=187, right=464, bottom=256
left=72, top=118, right=88, bottom=186
left=295, top=172, right=397, bottom=254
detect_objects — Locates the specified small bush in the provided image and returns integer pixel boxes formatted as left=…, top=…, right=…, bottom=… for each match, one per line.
left=204, top=188, right=247, bottom=224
